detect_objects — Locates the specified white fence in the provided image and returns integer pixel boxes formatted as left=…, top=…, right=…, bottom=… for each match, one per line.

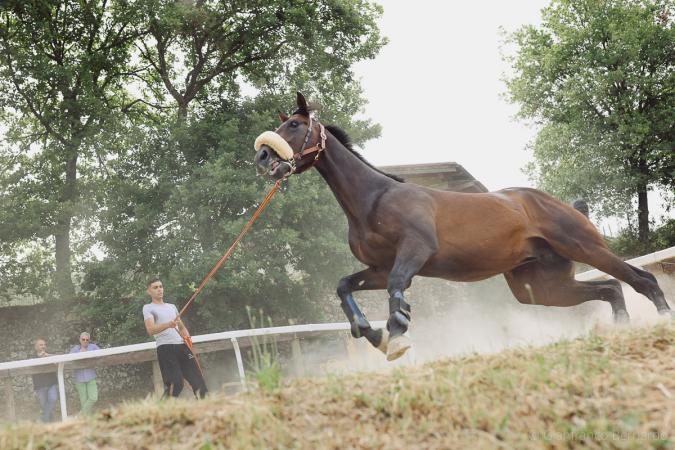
left=575, top=245, right=675, bottom=281
left=1, top=246, right=674, bottom=422
left=0, top=320, right=386, bottom=421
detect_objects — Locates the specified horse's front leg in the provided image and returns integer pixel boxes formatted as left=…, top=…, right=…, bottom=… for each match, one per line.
left=386, top=235, right=438, bottom=361
left=337, top=268, right=389, bottom=353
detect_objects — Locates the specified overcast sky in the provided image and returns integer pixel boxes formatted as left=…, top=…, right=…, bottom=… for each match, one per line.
left=353, top=0, right=549, bottom=191
left=352, top=1, right=672, bottom=228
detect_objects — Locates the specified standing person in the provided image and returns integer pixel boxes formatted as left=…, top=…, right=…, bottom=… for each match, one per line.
left=69, top=332, right=100, bottom=415
left=32, top=338, right=58, bottom=422
left=143, top=278, right=207, bottom=399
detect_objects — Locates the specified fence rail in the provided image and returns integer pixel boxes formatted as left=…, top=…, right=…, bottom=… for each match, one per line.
left=1, top=245, right=674, bottom=422
left=0, top=319, right=386, bottom=421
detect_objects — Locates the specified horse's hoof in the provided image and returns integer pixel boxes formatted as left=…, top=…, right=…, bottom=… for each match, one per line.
left=386, top=335, right=411, bottom=361
left=375, top=328, right=389, bottom=354
left=613, top=310, right=630, bottom=325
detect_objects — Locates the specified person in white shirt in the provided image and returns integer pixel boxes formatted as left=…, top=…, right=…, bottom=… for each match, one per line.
left=143, top=278, right=207, bottom=398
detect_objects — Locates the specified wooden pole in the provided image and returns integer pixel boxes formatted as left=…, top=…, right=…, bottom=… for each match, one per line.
left=4, top=376, right=16, bottom=422
left=291, top=335, right=304, bottom=377
left=152, top=360, right=164, bottom=396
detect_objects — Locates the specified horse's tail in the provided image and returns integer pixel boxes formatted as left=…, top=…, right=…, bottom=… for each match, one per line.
left=571, top=199, right=589, bottom=218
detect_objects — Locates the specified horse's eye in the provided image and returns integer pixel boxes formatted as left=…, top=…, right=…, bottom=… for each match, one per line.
left=290, top=120, right=299, bottom=128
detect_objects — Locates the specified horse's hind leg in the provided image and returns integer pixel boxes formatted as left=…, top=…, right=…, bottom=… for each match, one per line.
left=557, top=245, right=672, bottom=316
left=539, top=220, right=672, bottom=316
left=504, top=254, right=630, bottom=323
left=337, top=268, right=389, bottom=353
left=566, top=279, right=630, bottom=323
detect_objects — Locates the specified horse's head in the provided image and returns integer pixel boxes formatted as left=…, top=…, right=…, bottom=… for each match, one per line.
left=254, top=92, right=325, bottom=179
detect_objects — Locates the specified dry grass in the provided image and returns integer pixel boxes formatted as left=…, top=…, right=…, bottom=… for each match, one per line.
left=2, top=323, right=674, bottom=449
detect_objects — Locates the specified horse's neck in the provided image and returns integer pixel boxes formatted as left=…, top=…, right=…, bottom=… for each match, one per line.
left=315, top=135, right=393, bottom=223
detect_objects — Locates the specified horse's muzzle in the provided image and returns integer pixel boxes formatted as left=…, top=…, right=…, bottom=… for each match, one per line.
left=254, top=146, right=293, bottom=179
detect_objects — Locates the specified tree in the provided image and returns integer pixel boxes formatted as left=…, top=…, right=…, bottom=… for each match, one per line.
left=134, top=0, right=384, bottom=119
left=0, top=1, right=145, bottom=299
left=83, top=92, right=377, bottom=342
left=0, top=0, right=386, bottom=343
left=79, top=1, right=386, bottom=340
left=505, top=0, right=674, bottom=242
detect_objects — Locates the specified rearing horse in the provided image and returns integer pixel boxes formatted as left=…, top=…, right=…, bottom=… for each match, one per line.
left=253, top=92, right=672, bottom=361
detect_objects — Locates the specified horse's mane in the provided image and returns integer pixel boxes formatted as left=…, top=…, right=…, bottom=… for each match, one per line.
left=325, top=125, right=405, bottom=183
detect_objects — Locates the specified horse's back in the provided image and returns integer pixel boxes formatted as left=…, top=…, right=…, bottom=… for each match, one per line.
left=495, top=187, right=608, bottom=257
left=415, top=186, right=607, bottom=278
left=408, top=187, right=540, bottom=279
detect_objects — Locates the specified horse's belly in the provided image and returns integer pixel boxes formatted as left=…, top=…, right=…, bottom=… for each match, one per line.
left=418, top=263, right=500, bottom=282
left=419, top=252, right=522, bottom=282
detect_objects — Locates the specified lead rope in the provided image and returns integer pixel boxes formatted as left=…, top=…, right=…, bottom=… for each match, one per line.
left=176, top=179, right=284, bottom=378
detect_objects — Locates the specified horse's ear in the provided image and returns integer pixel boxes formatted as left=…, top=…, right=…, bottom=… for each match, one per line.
left=296, top=92, right=308, bottom=113
left=278, top=112, right=288, bottom=123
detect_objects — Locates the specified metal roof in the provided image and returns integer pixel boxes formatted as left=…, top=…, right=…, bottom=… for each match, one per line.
left=379, top=162, right=488, bottom=193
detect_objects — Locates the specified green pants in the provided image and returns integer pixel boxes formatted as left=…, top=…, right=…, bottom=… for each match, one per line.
left=74, top=379, right=98, bottom=415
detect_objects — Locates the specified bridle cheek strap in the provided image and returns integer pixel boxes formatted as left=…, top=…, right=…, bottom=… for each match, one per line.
left=292, top=122, right=327, bottom=174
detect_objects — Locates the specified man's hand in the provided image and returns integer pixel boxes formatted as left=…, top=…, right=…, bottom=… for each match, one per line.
left=145, top=316, right=179, bottom=336
left=166, top=318, right=178, bottom=330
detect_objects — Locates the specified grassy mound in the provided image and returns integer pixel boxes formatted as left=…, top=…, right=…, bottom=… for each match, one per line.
left=2, top=323, right=674, bottom=449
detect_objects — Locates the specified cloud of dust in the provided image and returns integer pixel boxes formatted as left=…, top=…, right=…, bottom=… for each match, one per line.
left=292, top=272, right=675, bottom=377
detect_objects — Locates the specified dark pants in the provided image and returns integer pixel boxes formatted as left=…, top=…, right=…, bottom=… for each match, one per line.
left=156, top=343, right=207, bottom=398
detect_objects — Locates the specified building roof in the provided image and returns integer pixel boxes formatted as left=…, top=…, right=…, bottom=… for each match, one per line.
left=379, top=162, right=488, bottom=193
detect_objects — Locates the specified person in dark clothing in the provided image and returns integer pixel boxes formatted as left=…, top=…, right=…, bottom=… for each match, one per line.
left=32, top=338, right=58, bottom=422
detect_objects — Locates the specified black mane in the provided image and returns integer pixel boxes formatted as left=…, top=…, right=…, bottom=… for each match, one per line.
left=325, top=125, right=405, bottom=183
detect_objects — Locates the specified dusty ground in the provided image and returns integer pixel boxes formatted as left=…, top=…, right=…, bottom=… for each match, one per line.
left=1, top=322, right=673, bottom=450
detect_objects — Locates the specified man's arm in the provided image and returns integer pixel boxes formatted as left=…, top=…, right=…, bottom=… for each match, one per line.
left=144, top=316, right=178, bottom=336
left=176, top=317, right=190, bottom=338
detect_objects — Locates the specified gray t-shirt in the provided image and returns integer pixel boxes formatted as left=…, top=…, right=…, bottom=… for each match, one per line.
left=142, top=302, right=184, bottom=346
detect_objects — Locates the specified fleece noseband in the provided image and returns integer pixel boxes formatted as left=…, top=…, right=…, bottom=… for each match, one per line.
left=254, top=120, right=327, bottom=175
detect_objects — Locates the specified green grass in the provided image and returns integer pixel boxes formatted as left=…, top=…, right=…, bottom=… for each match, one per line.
left=245, top=306, right=282, bottom=392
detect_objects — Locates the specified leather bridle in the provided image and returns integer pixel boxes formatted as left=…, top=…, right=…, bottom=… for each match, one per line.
left=293, top=119, right=327, bottom=174
left=275, top=116, right=327, bottom=176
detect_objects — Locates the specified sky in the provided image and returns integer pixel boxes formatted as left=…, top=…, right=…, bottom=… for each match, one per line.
left=353, top=0, right=549, bottom=191
left=352, top=1, right=672, bottom=228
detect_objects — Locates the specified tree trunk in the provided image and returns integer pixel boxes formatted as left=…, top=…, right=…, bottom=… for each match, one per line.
left=54, top=219, right=75, bottom=300
left=54, top=153, right=78, bottom=300
left=636, top=157, right=650, bottom=244
left=177, top=102, right=188, bottom=124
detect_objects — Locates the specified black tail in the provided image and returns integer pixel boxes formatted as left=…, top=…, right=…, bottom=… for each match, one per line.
left=572, top=199, right=589, bottom=217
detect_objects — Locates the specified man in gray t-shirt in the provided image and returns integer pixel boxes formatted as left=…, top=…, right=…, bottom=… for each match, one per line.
left=142, top=302, right=184, bottom=346
left=143, top=278, right=207, bottom=398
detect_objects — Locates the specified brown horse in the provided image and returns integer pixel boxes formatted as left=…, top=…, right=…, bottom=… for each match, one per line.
left=254, top=92, right=672, bottom=361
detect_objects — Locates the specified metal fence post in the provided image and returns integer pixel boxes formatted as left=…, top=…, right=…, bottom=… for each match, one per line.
left=57, top=362, right=67, bottom=420
left=231, top=337, right=246, bottom=391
